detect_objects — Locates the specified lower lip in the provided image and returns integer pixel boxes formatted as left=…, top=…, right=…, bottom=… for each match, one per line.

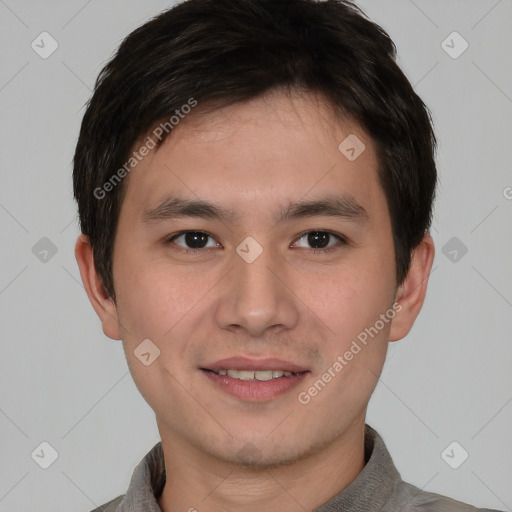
left=201, top=370, right=309, bottom=402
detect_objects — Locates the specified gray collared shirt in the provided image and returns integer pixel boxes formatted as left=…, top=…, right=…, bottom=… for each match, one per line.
left=91, top=425, right=502, bottom=512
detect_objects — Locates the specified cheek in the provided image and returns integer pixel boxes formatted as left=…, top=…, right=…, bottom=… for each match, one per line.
left=298, top=255, right=394, bottom=340
left=112, top=260, right=204, bottom=406
left=113, top=252, right=193, bottom=340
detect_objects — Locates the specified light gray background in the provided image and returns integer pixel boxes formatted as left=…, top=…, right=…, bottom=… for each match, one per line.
left=1, top=0, right=511, bottom=511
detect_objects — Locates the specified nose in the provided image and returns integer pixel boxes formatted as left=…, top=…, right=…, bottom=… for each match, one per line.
left=214, top=244, right=300, bottom=337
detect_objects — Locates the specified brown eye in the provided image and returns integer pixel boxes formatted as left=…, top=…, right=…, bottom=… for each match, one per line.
left=307, top=231, right=330, bottom=249
left=293, top=231, right=347, bottom=251
left=168, top=231, right=220, bottom=251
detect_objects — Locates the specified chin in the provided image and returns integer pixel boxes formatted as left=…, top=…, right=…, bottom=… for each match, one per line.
left=206, top=433, right=313, bottom=469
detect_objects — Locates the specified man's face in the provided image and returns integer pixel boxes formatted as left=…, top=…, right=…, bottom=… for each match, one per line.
left=110, top=91, right=398, bottom=466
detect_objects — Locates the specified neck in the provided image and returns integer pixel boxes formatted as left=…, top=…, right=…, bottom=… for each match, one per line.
left=157, top=418, right=366, bottom=512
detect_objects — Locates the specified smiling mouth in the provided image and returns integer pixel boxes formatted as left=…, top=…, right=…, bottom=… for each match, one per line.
left=200, top=367, right=309, bottom=402
left=202, top=368, right=303, bottom=381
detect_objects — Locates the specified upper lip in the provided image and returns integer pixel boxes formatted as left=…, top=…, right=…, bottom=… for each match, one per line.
left=202, top=357, right=309, bottom=373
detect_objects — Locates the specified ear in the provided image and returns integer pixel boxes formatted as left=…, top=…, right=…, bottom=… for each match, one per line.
left=389, top=232, right=435, bottom=342
left=74, top=234, right=122, bottom=340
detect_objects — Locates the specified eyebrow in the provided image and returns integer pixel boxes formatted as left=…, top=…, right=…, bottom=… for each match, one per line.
left=141, top=194, right=369, bottom=225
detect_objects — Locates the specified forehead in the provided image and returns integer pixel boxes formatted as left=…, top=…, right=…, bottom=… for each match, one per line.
left=121, top=90, right=386, bottom=224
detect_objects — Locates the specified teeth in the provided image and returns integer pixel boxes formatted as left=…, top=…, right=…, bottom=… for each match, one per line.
left=217, top=369, right=295, bottom=380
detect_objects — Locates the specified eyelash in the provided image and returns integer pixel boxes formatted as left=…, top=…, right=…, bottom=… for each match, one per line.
left=165, top=230, right=349, bottom=255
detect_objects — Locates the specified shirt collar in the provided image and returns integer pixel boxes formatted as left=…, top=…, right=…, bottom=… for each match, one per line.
left=117, top=424, right=401, bottom=511
left=314, top=424, right=401, bottom=511
left=118, top=439, right=166, bottom=511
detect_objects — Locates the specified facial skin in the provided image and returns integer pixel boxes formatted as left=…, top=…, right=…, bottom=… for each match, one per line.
left=75, top=90, right=434, bottom=512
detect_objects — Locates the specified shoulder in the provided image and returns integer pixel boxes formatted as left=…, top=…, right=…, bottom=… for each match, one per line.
left=89, top=495, right=124, bottom=512
left=390, top=480, right=503, bottom=512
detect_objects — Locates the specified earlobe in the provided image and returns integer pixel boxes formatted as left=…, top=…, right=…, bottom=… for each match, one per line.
left=389, top=232, right=435, bottom=342
left=74, top=234, right=122, bottom=340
